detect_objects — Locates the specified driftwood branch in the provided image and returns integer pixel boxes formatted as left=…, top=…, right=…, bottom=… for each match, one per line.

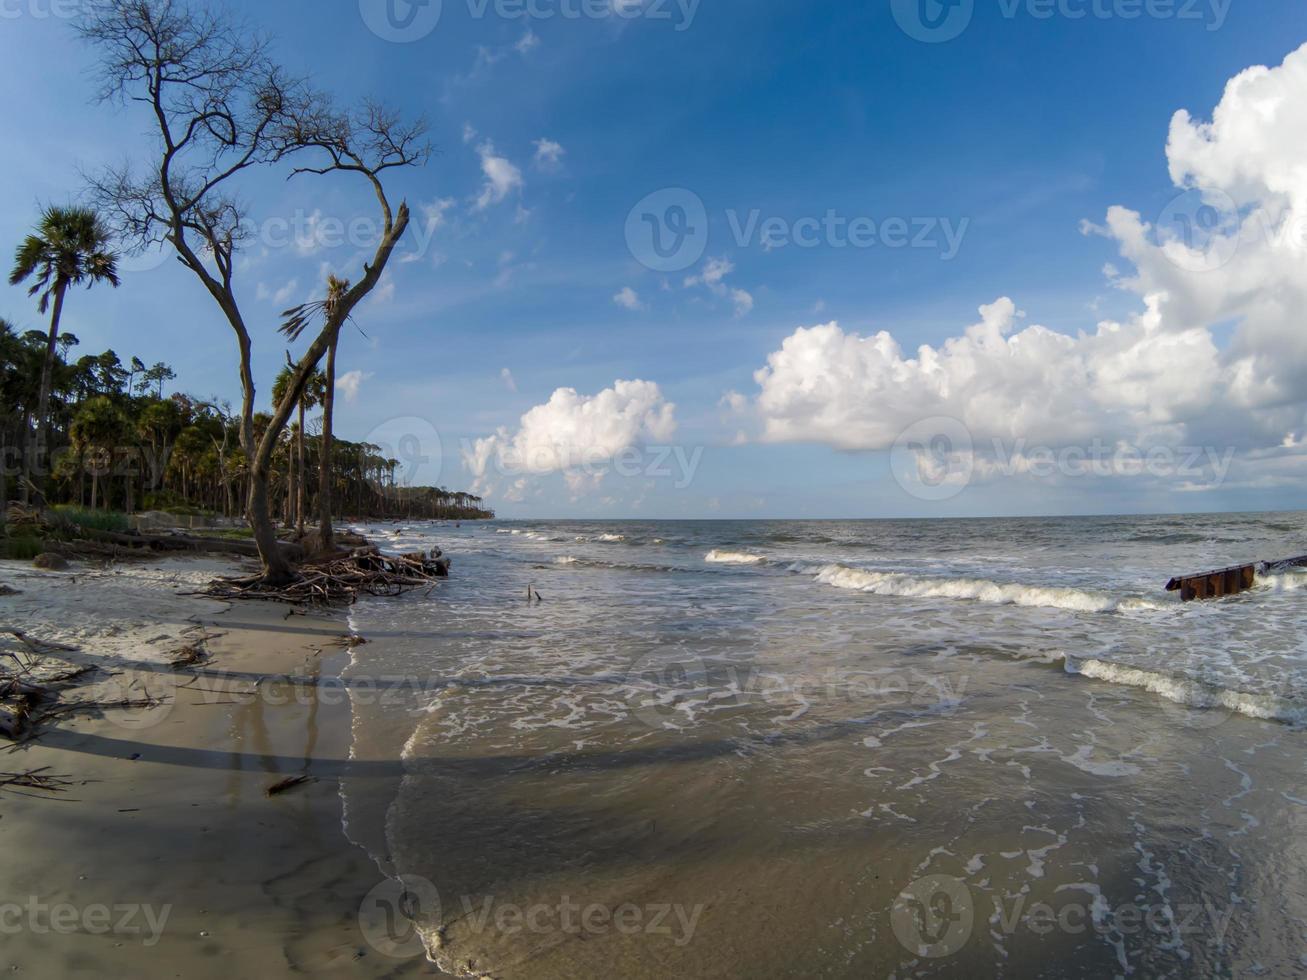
left=197, top=546, right=449, bottom=606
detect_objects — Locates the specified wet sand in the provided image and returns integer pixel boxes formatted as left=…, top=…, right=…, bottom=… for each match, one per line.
left=0, top=558, right=441, bottom=978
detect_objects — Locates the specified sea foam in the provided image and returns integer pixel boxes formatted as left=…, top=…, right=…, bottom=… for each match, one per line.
left=1063, top=655, right=1307, bottom=725
left=806, top=563, right=1169, bottom=613
left=705, top=550, right=768, bottom=565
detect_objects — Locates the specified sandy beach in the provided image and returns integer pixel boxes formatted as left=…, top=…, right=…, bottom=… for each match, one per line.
left=0, top=555, right=441, bottom=979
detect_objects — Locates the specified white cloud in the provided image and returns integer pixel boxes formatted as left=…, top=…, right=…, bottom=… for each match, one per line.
left=684, top=256, right=734, bottom=288
left=613, top=286, right=645, bottom=311
left=739, top=45, right=1307, bottom=493
left=462, top=122, right=478, bottom=144
left=731, top=288, right=754, bottom=317
left=367, top=272, right=396, bottom=306
left=685, top=256, right=753, bottom=317
left=464, top=380, right=677, bottom=494
left=501, top=367, right=518, bottom=392
left=421, top=197, right=456, bottom=228
left=516, top=29, right=540, bottom=54
left=474, top=141, right=524, bottom=210
left=335, top=370, right=374, bottom=405
left=533, top=138, right=565, bottom=170
left=256, top=279, right=298, bottom=306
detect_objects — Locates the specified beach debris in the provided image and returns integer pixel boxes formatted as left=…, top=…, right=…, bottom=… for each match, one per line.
left=167, top=644, right=208, bottom=669
left=0, top=768, right=74, bottom=795
left=266, top=774, right=313, bottom=797
left=32, top=553, right=69, bottom=571
left=196, top=547, right=450, bottom=606
left=1166, top=553, right=1307, bottom=601
left=4, top=503, right=45, bottom=532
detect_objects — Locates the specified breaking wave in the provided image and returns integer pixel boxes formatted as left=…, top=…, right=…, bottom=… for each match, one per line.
left=804, top=563, right=1171, bottom=613
left=705, top=550, right=768, bottom=565
left=1063, top=655, right=1307, bottom=725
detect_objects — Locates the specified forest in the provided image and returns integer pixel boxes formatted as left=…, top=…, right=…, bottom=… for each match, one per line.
left=0, top=321, right=492, bottom=536
left=0, top=1, right=493, bottom=585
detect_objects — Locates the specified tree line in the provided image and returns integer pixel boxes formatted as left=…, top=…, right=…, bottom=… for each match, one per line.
left=1, top=1, right=493, bottom=580
left=0, top=322, right=492, bottom=525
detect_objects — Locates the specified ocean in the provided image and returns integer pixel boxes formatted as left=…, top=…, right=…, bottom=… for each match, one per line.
left=336, top=514, right=1307, bottom=977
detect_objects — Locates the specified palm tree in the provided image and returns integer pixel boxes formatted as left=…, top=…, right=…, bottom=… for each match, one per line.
left=69, top=396, right=125, bottom=510
left=281, top=275, right=351, bottom=552
left=272, top=362, right=327, bottom=534
left=9, top=206, right=119, bottom=504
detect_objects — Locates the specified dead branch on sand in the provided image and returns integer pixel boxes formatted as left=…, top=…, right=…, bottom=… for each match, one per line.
left=0, top=768, right=74, bottom=794
left=266, top=774, right=313, bottom=797
left=195, top=547, right=450, bottom=607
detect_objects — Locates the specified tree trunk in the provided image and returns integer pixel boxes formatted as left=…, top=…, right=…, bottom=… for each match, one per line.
left=247, top=467, right=294, bottom=585
left=284, top=445, right=294, bottom=528
left=24, top=281, right=67, bottom=505
left=318, top=335, right=338, bottom=553
left=296, top=400, right=307, bottom=536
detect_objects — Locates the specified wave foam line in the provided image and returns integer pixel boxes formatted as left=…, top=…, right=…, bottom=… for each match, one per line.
left=807, top=563, right=1169, bottom=613
left=1064, top=655, right=1307, bottom=725
left=705, top=550, right=768, bottom=565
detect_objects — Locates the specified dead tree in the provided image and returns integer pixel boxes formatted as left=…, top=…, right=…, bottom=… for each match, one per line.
left=80, top=0, right=429, bottom=585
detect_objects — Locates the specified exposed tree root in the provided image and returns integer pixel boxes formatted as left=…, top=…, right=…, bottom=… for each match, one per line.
left=195, top=546, right=450, bottom=606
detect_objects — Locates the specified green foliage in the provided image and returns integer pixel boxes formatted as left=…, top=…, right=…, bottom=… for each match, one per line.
left=52, top=505, right=130, bottom=534
left=9, top=205, right=120, bottom=313
left=0, top=534, right=45, bottom=561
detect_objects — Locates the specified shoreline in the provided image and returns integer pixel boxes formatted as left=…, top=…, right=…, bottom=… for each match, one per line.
left=0, top=555, right=441, bottom=978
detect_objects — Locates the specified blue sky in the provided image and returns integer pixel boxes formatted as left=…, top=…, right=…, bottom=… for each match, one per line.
left=3, top=0, right=1307, bottom=518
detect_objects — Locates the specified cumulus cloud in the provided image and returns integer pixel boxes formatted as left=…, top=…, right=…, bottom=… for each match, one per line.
left=335, top=370, right=374, bottom=405
left=474, top=141, right=524, bottom=210
left=501, top=367, right=518, bottom=392
left=464, top=380, right=677, bottom=495
left=752, top=297, right=1223, bottom=449
left=613, top=286, right=645, bottom=311
left=743, top=45, right=1307, bottom=491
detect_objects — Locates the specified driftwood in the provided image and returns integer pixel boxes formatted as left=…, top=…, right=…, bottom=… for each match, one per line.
left=0, top=678, right=46, bottom=740
left=196, top=547, right=450, bottom=606
left=266, top=774, right=313, bottom=797
left=0, top=768, right=74, bottom=794
left=72, top=526, right=303, bottom=562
